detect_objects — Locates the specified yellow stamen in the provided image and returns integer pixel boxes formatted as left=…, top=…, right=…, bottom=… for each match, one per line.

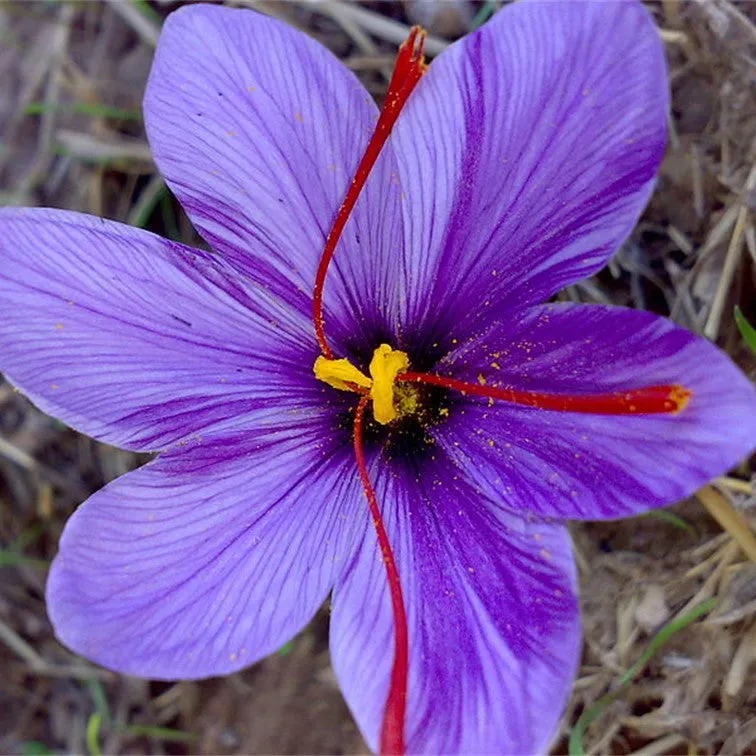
left=369, top=344, right=410, bottom=424
left=314, top=356, right=371, bottom=392
left=313, top=345, right=410, bottom=424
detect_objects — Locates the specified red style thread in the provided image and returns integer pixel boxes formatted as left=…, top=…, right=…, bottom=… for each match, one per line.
left=354, top=396, right=410, bottom=756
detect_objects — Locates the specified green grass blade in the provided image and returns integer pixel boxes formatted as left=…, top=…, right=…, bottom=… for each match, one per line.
left=568, top=598, right=716, bottom=756
left=24, top=102, right=141, bottom=121
left=0, top=525, right=49, bottom=569
left=130, top=0, right=163, bottom=26
left=159, top=189, right=181, bottom=241
left=643, top=509, right=694, bottom=534
left=86, top=678, right=111, bottom=725
left=122, top=725, right=198, bottom=743
left=9, top=523, right=45, bottom=551
left=129, top=177, right=166, bottom=229
left=734, top=306, right=756, bottom=354
left=470, top=1, right=497, bottom=30
left=86, top=713, right=102, bottom=756
left=0, top=550, right=48, bottom=569
left=20, top=743, right=53, bottom=756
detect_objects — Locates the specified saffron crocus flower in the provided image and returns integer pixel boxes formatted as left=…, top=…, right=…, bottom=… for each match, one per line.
left=1, top=2, right=755, bottom=754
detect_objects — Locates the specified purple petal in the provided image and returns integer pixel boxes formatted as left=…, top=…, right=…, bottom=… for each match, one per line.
left=144, top=4, right=404, bottom=344
left=391, top=0, right=668, bottom=345
left=0, top=208, right=316, bottom=451
left=47, top=427, right=362, bottom=678
left=331, top=460, right=579, bottom=754
left=437, top=304, right=756, bottom=520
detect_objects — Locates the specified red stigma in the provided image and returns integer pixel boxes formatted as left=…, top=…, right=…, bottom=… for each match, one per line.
left=354, top=397, right=410, bottom=756
left=312, top=30, right=425, bottom=752
left=313, top=27, right=428, bottom=359
left=398, top=372, right=692, bottom=415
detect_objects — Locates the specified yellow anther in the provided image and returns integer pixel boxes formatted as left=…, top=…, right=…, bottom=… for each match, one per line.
left=313, top=345, right=410, bottom=424
left=314, top=356, right=371, bottom=392
left=369, top=344, right=409, bottom=424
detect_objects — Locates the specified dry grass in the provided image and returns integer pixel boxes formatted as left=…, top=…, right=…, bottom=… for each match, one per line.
left=0, top=1, right=754, bottom=754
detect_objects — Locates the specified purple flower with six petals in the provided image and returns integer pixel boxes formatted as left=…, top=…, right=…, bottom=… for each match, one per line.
left=1, top=2, right=755, bottom=754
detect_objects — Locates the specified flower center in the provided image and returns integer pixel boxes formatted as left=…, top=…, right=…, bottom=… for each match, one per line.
left=314, top=344, right=413, bottom=424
